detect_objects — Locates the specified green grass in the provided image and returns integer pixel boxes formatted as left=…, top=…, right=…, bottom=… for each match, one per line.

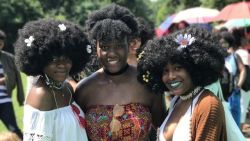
left=0, top=73, right=27, bottom=132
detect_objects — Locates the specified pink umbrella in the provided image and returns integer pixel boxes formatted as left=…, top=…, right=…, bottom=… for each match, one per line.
left=155, top=14, right=176, bottom=37
left=172, top=7, right=219, bottom=24
left=213, top=1, right=250, bottom=21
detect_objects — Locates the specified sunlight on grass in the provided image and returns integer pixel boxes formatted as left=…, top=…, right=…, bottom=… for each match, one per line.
left=0, top=73, right=27, bottom=132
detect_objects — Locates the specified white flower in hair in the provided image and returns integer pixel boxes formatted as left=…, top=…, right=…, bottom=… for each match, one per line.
left=86, top=45, right=92, bottom=53
left=24, top=36, right=34, bottom=47
left=58, top=24, right=66, bottom=31
left=175, top=33, right=195, bottom=49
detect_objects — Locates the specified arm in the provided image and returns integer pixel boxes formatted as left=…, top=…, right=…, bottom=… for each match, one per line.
left=150, top=93, right=168, bottom=128
left=236, top=54, right=246, bottom=88
left=16, top=71, right=24, bottom=106
left=192, top=92, right=227, bottom=141
left=74, top=79, right=89, bottom=112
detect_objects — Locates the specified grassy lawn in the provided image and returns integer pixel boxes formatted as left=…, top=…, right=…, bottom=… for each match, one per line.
left=0, top=73, right=27, bottom=132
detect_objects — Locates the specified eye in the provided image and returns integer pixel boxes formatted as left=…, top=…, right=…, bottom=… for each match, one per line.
left=163, top=68, right=169, bottom=75
left=174, top=65, right=182, bottom=71
left=52, top=57, right=58, bottom=63
left=100, top=45, right=109, bottom=51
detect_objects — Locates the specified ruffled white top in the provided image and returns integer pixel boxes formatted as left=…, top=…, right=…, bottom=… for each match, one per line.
left=159, top=90, right=203, bottom=141
left=23, top=102, right=88, bottom=141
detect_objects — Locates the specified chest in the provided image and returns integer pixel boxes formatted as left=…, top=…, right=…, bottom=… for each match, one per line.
left=163, top=101, right=192, bottom=140
left=86, top=79, right=152, bottom=106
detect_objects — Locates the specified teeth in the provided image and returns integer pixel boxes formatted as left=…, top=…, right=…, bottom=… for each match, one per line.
left=108, top=58, right=118, bottom=64
left=170, top=82, right=181, bottom=88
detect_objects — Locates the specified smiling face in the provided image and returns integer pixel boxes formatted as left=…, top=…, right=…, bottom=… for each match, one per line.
left=162, top=63, right=194, bottom=96
left=43, top=56, right=72, bottom=82
left=97, top=37, right=129, bottom=73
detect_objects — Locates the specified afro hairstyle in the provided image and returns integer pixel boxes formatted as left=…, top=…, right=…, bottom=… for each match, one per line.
left=135, top=17, right=155, bottom=58
left=219, top=31, right=237, bottom=49
left=137, top=26, right=227, bottom=94
left=14, top=19, right=91, bottom=76
left=85, top=3, right=138, bottom=43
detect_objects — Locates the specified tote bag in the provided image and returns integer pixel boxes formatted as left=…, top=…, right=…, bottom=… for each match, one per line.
left=205, top=80, right=246, bottom=141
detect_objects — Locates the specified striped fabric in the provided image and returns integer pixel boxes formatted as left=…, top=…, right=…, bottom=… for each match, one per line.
left=0, top=62, right=11, bottom=104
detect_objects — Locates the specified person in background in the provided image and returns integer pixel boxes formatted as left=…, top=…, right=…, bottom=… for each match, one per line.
left=75, top=4, right=165, bottom=141
left=0, top=30, right=24, bottom=140
left=137, top=26, right=227, bottom=141
left=14, top=19, right=91, bottom=141
left=127, top=17, right=154, bottom=67
left=219, top=31, right=246, bottom=127
left=67, top=41, right=101, bottom=91
left=233, top=28, right=250, bottom=135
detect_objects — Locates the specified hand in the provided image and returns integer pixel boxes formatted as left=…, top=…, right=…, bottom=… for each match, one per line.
left=0, top=77, right=5, bottom=85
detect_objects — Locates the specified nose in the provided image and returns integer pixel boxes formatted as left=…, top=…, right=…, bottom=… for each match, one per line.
left=107, top=47, right=117, bottom=57
left=168, top=70, right=176, bottom=80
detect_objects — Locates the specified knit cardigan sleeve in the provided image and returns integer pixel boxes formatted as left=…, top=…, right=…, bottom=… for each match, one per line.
left=191, top=91, right=227, bottom=141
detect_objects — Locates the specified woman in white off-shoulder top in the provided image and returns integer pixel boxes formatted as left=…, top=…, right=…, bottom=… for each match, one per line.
left=14, top=19, right=92, bottom=141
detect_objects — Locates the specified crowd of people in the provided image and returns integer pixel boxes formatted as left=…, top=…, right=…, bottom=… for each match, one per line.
left=0, top=3, right=250, bottom=141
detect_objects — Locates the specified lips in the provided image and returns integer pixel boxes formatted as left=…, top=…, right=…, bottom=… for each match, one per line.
left=107, top=58, right=119, bottom=65
left=169, top=81, right=182, bottom=89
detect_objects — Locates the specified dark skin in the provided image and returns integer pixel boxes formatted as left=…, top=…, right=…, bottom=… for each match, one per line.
left=26, top=77, right=74, bottom=111
left=26, top=56, right=74, bottom=111
left=75, top=38, right=165, bottom=128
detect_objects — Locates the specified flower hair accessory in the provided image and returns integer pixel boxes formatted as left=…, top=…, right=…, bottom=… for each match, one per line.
left=86, top=45, right=92, bottom=53
left=24, top=36, right=34, bottom=47
left=142, top=71, right=150, bottom=83
left=58, top=24, right=66, bottom=31
left=175, top=33, right=195, bottom=49
left=137, top=51, right=145, bottom=61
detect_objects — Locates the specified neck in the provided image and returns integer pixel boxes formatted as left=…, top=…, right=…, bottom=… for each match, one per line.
left=104, top=64, right=129, bottom=76
left=127, top=55, right=138, bottom=67
left=43, top=74, right=65, bottom=90
left=180, top=87, right=203, bottom=101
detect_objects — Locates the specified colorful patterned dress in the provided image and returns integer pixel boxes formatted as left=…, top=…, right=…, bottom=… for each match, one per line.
left=85, top=103, right=152, bottom=141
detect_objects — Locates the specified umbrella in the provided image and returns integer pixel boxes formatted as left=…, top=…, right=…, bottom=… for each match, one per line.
left=213, top=1, right=250, bottom=21
left=155, top=14, right=175, bottom=37
left=172, top=7, right=219, bottom=24
left=223, top=19, right=250, bottom=30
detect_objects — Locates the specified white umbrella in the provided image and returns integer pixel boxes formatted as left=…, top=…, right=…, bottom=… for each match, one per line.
left=173, top=7, right=219, bottom=23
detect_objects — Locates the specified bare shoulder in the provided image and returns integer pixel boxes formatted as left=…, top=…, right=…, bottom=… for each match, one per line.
left=25, top=85, right=53, bottom=111
left=75, top=71, right=100, bottom=96
left=74, top=71, right=101, bottom=108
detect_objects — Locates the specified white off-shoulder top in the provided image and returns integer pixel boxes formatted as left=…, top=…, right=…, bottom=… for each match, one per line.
left=23, top=102, right=88, bottom=141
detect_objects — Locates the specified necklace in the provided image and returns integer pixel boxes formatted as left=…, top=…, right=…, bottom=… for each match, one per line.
left=51, top=86, right=72, bottom=108
left=44, top=74, right=64, bottom=90
left=104, top=64, right=129, bottom=75
left=180, top=87, right=202, bottom=101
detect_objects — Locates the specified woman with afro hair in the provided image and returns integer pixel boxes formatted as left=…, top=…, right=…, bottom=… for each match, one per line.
left=137, top=26, right=227, bottom=141
left=75, top=3, right=165, bottom=141
left=14, top=19, right=91, bottom=141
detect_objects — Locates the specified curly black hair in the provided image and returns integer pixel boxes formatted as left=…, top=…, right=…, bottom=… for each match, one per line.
left=14, top=19, right=91, bottom=76
left=137, top=26, right=227, bottom=94
left=85, top=3, right=138, bottom=42
left=135, top=17, right=155, bottom=58
left=219, top=31, right=237, bottom=49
